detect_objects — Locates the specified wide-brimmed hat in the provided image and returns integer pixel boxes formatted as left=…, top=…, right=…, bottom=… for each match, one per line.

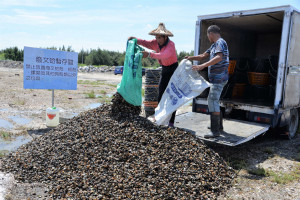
left=149, top=23, right=173, bottom=37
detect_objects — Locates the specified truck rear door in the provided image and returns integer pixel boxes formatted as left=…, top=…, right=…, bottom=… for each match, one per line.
left=283, top=11, right=300, bottom=108
left=175, top=112, right=269, bottom=146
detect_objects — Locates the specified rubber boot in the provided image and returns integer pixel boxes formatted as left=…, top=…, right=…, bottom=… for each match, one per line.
left=219, top=113, right=223, bottom=132
left=207, top=113, right=223, bottom=131
left=204, top=114, right=221, bottom=138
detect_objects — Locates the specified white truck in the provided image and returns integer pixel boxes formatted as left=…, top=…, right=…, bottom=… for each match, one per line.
left=176, top=5, right=300, bottom=146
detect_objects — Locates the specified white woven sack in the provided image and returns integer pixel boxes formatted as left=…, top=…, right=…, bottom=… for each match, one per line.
left=154, top=59, right=211, bottom=125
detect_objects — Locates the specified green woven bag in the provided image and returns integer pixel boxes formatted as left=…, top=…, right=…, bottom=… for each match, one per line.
left=117, top=39, right=144, bottom=106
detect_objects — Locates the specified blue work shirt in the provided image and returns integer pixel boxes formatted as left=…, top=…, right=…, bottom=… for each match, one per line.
left=205, top=38, right=229, bottom=83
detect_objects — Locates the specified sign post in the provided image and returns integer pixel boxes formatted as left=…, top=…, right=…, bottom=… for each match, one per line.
left=23, top=47, right=78, bottom=126
left=52, top=89, right=54, bottom=107
left=23, top=46, right=78, bottom=91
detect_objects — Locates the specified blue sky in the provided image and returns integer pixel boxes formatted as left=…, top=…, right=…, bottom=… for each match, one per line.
left=1, top=0, right=300, bottom=53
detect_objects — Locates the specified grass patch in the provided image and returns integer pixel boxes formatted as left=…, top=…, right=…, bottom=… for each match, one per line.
left=14, top=99, right=26, bottom=105
left=263, top=147, right=274, bottom=154
left=226, top=157, right=248, bottom=170
left=78, top=80, right=101, bottom=86
left=0, top=131, right=12, bottom=140
left=106, top=83, right=118, bottom=88
left=266, top=164, right=300, bottom=184
left=85, top=90, right=95, bottom=98
left=267, top=170, right=298, bottom=184
left=78, top=80, right=117, bottom=88
left=99, top=90, right=107, bottom=95
left=248, top=167, right=267, bottom=176
left=247, top=165, right=300, bottom=183
left=78, top=64, right=110, bottom=68
left=97, top=95, right=112, bottom=103
left=0, top=150, right=9, bottom=157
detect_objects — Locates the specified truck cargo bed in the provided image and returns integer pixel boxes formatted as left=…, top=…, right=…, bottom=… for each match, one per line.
left=175, top=112, right=269, bottom=146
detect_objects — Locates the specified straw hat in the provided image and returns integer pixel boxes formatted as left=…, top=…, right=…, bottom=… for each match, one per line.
left=149, top=23, right=173, bottom=37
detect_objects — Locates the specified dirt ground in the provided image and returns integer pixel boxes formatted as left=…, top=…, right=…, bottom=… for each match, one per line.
left=0, top=66, right=300, bottom=199
left=0, top=67, right=122, bottom=133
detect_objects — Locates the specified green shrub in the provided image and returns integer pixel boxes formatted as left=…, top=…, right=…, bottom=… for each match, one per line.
left=248, top=167, right=267, bottom=176
left=86, top=90, right=95, bottom=98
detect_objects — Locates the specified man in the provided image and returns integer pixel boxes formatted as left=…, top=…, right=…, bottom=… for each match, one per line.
left=186, top=25, right=229, bottom=138
left=128, top=23, right=178, bottom=127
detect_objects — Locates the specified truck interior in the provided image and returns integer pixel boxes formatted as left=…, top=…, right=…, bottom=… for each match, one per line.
left=196, top=11, right=284, bottom=109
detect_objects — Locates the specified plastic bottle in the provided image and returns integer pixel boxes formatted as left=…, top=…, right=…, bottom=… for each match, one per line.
left=46, top=107, right=59, bottom=127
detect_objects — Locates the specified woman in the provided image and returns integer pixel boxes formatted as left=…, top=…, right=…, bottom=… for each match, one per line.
left=129, top=23, right=178, bottom=127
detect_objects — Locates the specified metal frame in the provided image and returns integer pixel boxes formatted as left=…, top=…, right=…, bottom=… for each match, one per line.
left=195, top=99, right=274, bottom=114
left=274, top=7, right=293, bottom=109
left=194, top=20, right=201, bottom=65
left=197, top=5, right=298, bottom=20
left=282, top=9, right=300, bottom=109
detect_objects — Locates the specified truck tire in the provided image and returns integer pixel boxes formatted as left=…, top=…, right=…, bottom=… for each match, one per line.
left=286, top=108, right=299, bottom=139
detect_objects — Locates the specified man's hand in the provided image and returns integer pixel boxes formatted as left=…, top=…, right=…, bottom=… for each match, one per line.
left=128, top=36, right=137, bottom=40
left=192, top=64, right=206, bottom=71
left=141, top=51, right=149, bottom=58
left=185, top=56, right=192, bottom=60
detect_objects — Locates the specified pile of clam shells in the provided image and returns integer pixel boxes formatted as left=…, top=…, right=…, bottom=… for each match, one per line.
left=111, top=93, right=141, bottom=119
left=0, top=93, right=234, bottom=199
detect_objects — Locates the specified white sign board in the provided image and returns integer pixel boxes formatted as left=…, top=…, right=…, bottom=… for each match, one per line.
left=23, top=47, right=78, bottom=90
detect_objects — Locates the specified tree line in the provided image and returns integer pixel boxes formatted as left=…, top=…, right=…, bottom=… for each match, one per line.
left=0, top=46, right=193, bottom=67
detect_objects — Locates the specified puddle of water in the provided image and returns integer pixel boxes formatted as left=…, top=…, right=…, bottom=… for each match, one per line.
left=0, top=119, right=13, bottom=129
left=0, top=135, right=32, bottom=152
left=61, top=112, right=78, bottom=119
left=96, top=94, right=113, bottom=98
left=59, top=109, right=78, bottom=119
left=86, top=103, right=102, bottom=109
left=0, top=108, right=9, bottom=112
left=8, top=116, right=32, bottom=125
left=59, top=112, right=79, bottom=123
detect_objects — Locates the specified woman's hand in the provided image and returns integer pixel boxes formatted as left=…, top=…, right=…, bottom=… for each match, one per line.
left=128, top=36, right=137, bottom=40
left=141, top=51, right=150, bottom=58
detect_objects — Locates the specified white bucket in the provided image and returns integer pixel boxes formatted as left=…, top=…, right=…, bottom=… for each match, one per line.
left=46, top=107, right=59, bottom=127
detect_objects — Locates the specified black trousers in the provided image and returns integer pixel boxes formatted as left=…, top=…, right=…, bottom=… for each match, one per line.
left=158, top=62, right=178, bottom=124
